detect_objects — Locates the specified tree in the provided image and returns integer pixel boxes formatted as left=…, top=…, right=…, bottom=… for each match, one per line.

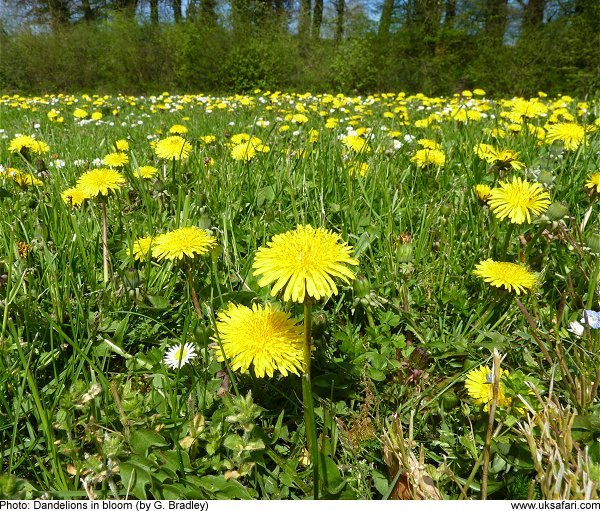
left=378, top=0, right=394, bottom=36
left=334, top=0, right=344, bottom=42
left=312, top=0, right=322, bottom=38
left=298, top=0, right=311, bottom=39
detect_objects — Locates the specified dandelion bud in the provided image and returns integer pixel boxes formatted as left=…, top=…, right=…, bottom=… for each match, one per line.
left=537, top=170, right=555, bottom=186
left=545, top=202, right=569, bottom=221
left=397, top=233, right=414, bottom=263
left=122, top=268, right=141, bottom=289
left=353, top=274, right=371, bottom=298
left=586, top=233, right=600, bottom=255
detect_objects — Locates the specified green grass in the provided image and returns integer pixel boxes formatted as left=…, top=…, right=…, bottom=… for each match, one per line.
left=0, top=91, right=598, bottom=500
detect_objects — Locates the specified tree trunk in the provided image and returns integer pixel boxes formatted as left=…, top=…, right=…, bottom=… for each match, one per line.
left=173, top=0, right=182, bottom=22
left=48, top=0, right=71, bottom=26
left=444, top=0, right=455, bottom=25
left=298, top=0, right=311, bottom=40
left=522, top=0, right=545, bottom=30
left=199, top=0, right=217, bottom=24
left=378, top=0, right=394, bottom=36
left=484, top=0, right=508, bottom=46
left=334, top=0, right=344, bottom=43
left=81, top=0, right=96, bottom=21
left=312, top=0, right=322, bottom=38
left=150, top=0, right=159, bottom=23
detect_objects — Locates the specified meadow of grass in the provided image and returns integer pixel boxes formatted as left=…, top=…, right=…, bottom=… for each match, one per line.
left=0, top=90, right=599, bottom=500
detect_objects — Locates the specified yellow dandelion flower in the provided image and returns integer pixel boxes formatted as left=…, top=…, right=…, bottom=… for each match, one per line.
left=11, top=170, right=43, bottom=187
left=103, top=152, right=129, bottom=168
left=584, top=172, right=600, bottom=194
left=61, top=187, right=88, bottom=207
left=488, top=176, right=551, bottom=224
left=342, top=135, right=370, bottom=153
left=114, top=139, right=129, bottom=151
left=348, top=162, right=369, bottom=177
left=154, top=136, right=192, bottom=160
left=213, top=303, right=304, bottom=378
left=253, top=224, right=359, bottom=303
left=465, top=365, right=511, bottom=411
left=30, top=140, right=49, bottom=154
left=169, top=124, right=188, bottom=134
left=545, top=122, right=586, bottom=151
left=8, top=135, right=35, bottom=153
left=473, top=259, right=537, bottom=295
left=200, top=135, right=216, bottom=144
left=73, top=108, right=88, bottom=118
left=131, top=235, right=154, bottom=261
left=231, top=142, right=256, bottom=161
left=474, top=184, right=492, bottom=201
left=134, top=165, right=158, bottom=179
left=152, top=226, right=217, bottom=261
left=410, top=148, right=445, bottom=168
left=76, top=168, right=125, bottom=197
left=418, top=139, right=441, bottom=150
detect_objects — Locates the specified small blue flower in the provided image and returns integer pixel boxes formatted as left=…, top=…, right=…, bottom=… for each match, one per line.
left=580, top=310, right=600, bottom=329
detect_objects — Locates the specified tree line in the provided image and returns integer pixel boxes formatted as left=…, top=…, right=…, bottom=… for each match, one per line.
left=0, top=0, right=598, bottom=94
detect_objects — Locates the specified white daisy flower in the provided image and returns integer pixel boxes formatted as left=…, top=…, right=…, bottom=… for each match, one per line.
left=164, top=342, right=197, bottom=370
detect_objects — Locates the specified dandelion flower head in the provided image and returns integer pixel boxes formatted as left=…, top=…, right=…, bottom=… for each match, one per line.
left=545, top=122, right=586, bottom=151
left=585, top=172, right=600, bottom=194
left=473, top=259, right=537, bottom=295
left=152, top=226, right=217, bottom=261
left=103, top=152, right=129, bottom=168
left=253, top=224, right=359, bottom=303
left=76, top=168, right=125, bottom=197
left=213, top=303, right=304, bottom=378
left=154, top=136, right=192, bottom=160
left=61, top=187, right=88, bottom=207
left=465, top=365, right=512, bottom=411
left=487, top=176, right=551, bottom=224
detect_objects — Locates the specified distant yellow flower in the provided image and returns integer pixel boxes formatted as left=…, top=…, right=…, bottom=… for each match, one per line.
left=473, top=259, right=537, bottom=295
left=545, top=122, right=586, bottom=150
left=169, top=124, right=188, bottom=134
left=134, top=166, right=158, bottom=179
left=200, top=135, right=216, bottom=144
left=474, top=184, right=492, bottom=201
left=213, top=302, right=304, bottom=378
left=411, top=148, right=445, bottom=168
left=154, top=136, right=192, bottom=160
left=474, top=144, right=524, bottom=170
left=152, top=226, right=216, bottom=261
left=231, top=142, right=256, bottom=161
left=418, top=139, right=441, bottom=150
left=103, top=152, right=129, bottom=168
left=342, top=135, right=369, bottom=153
left=73, top=108, right=88, bottom=118
left=9, top=135, right=49, bottom=154
left=114, top=139, right=129, bottom=151
left=488, top=176, right=551, bottom=224
left=10, top=170, right=42, bottom=187
left=253, top=224, right=359, bottom=303
left=349, top=162, right=369, bottom=177
left=61, top=187, right=87, bottom=207
left=76, top=168, right=125, bottom=197
left=465, top=365, right=511, bottom=411
left=585, top=172, right=600, bottom=193
left=131, top=235, right=154, bottom=261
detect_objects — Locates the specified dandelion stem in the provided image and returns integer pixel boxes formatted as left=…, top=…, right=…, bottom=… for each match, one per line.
left=481, top=350, right=501, bottom=499
left=186, top=264, right=203, bottom=319
left=302, top=296, right=319, bottom=499
left=101, top=199, right=110, bottom=284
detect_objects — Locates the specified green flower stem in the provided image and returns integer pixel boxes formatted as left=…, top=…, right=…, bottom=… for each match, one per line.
left=100, top=199, right=110, bottom=284
left=585, top=255, right=599, bottom=311
left=186, top=264, right=203, bottom=319
left=500, top=223, right=515, bottom=259
left=302, top=296, right=319, bottom=500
